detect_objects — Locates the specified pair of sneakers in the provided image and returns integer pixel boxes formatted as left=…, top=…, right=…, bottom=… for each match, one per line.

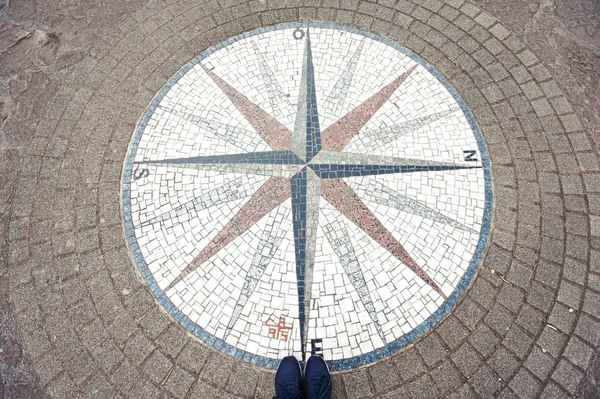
left=274, top=355, right=331, bottom=399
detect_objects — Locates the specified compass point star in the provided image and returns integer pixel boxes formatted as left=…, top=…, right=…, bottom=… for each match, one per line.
left=142, top=28, right=485, bottom=362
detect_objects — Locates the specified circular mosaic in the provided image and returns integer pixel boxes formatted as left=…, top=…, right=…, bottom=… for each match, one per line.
left=122, top=23, right=492, bottom=370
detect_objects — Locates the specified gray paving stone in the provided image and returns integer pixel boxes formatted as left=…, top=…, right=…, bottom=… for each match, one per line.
left=516, top=49, right=538, bottom=67
left=438, top=4, right=459, bottom=21
left=202, top=354, right=235, bottom=388
left=451, top=343, right=483, bottom=378
left=509, top=368, right=541, bottom=399
left=95, top=339, right=125, bottom=373
left=411, top=5, right=432, bottom=23
left=566, top=234, right=589, bottom=260
left=177, top=341, right=211, bottom=375
left=552, top=359, right=584, bottom=395
left=453, top=298, right=485, bottom=329
left=377, top=385, right=407, bottom=399
left=429, top=359, right=463, bottom=395
left=123, top=332, right=155, bottom=366
left=485, top=303, right=515, bottom=336
left=540, top=382, right=571, bottom=399
left=155, top=324, right=188, bottom=358
left=448, top=383, right=478, bottom=399
left=498, top=79, right=521, bottom=98
left=496, top=284, right=525, bottom=313
left=538, top=326, right=568, bottom=358
left=470, top=364, right=502, bottom=397
left=468, top=275, right=498, bottom=308
left=468, top=323, right=500, bottom=358
left=394, top=348, right=426, bottom=381
left=574, top=313, right=600, bottom=346
left=68, top=349, right=97, bottom=385
left=549, top=135, right=574, bottom=156
left=576, top=152, right=600, bottom=172
left=34, top=354, right=63, bottom=385
left=405, top=374, right=439, bottom=399
left=557, top=280, right=584, bottom=309
left=188, top=380, right=221, bottom=399
left=510, top=65, right=532, bottom=84
left=226, top=363, right=260, bottom=398
left=496, top=387, right=519, bottom=399
left=45, top=373, right=79, bottom=399
left=502, top=326, right=535, bottom=360
left=251, top=372, right=276, bottom=399
left=563, top=336, right=595, bottom=370
left=110, top=361, right=142, bottom=393
left=165, top=366, right=196, bottom=398
left=343, top=368, right=373, bottom=399
left=368, top=359, right=400, bottom=392
left=584, top=174, right=600, bottom=194
left=143, top=349, right=173, bottom=385
left=547, top=302, right=577, bottom=334
left=525, top=346, right=556, bottom=380
left=1, top=1, right=597, bottom=397
left=130, top=380, right=164, bottom=398
left=330, top=373, right=346, bottom=399
left=416, top=334, right=447, bottom=368
left=84, top=374, right=114, bottom=399
left=488, top=347, right=520, bottom=380
left=124, top=288, right=156, bottom=316
left=437, top=316, right=469, bottom=349
left=562, top=258, right=587, bottom=286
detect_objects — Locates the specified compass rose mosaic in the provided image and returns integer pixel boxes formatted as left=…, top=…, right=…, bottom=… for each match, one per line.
left=122, top=23, right=492, bottom=371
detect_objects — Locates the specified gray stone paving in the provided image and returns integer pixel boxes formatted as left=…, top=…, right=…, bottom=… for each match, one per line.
left=0, top=0, right=599, bottom=398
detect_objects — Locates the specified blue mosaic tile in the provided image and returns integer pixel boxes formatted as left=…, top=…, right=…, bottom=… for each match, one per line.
left=121, top=22, right=493, bottom=371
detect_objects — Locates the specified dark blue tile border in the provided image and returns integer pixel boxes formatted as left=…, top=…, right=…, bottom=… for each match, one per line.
left=122, top=22, right=493, bottom=371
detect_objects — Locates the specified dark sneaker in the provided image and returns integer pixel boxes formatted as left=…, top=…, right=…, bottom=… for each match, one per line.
left=304, top=356, right=332, bottom=399
left=274, top=356, right=303, bottom=399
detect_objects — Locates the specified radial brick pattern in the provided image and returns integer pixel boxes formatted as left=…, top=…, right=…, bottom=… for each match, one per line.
left=4, top=1, right=599, bottom=398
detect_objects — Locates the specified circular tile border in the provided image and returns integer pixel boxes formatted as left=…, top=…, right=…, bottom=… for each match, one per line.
left=6, top=1, right=598, bottom=397
left=122, top=22, right=493, bottom=371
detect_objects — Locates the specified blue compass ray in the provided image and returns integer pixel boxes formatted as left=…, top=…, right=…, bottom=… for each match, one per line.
left=290, top=167, right=322, bottom=357
left=304, top=29, right=322, bottom=162
left=288, top=28, right=326, bottom=358
left=309, top=150, right=468, bottom=167
left=292, top=32, right=309, bottom=160
left=290, top=169, right=308, bottom=352
left=135, top=159, right=302, bottom=178
left=309, top=163, right=481, bottom=179
left=137, top=150, right=303, bottom=166
left=153, top=26, right=467, bottom=359
left=293, top=28, right=322, bottom=163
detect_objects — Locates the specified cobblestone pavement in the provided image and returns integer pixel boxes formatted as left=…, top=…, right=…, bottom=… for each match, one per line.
left=1, top=0, right=599, bottom=398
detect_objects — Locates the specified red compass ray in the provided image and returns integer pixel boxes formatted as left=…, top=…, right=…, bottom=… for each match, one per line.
left=321, top=64, right=417, bottom=152
left=166, top=177, right=291, bottom=291
left=157, top=42, right=458, bottom=332
left=201, top=64, right=293, bottom=150
left=321, top=179, right=446, bottom=298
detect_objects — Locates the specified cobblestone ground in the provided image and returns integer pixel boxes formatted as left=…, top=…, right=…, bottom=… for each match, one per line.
left=1, top=0, right=599, bottom=398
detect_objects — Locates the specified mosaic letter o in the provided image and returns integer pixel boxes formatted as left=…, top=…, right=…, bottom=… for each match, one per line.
left=122, top=23, right=492, bottom=370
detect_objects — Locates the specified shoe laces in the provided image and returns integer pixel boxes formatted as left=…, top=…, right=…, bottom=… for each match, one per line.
left=279, top=375, right=303, bottom=399
left=308, top=374, right=330, bottom=398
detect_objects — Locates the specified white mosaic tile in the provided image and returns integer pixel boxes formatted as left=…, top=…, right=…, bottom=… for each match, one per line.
left=124, top=24, right=492, bottom=367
